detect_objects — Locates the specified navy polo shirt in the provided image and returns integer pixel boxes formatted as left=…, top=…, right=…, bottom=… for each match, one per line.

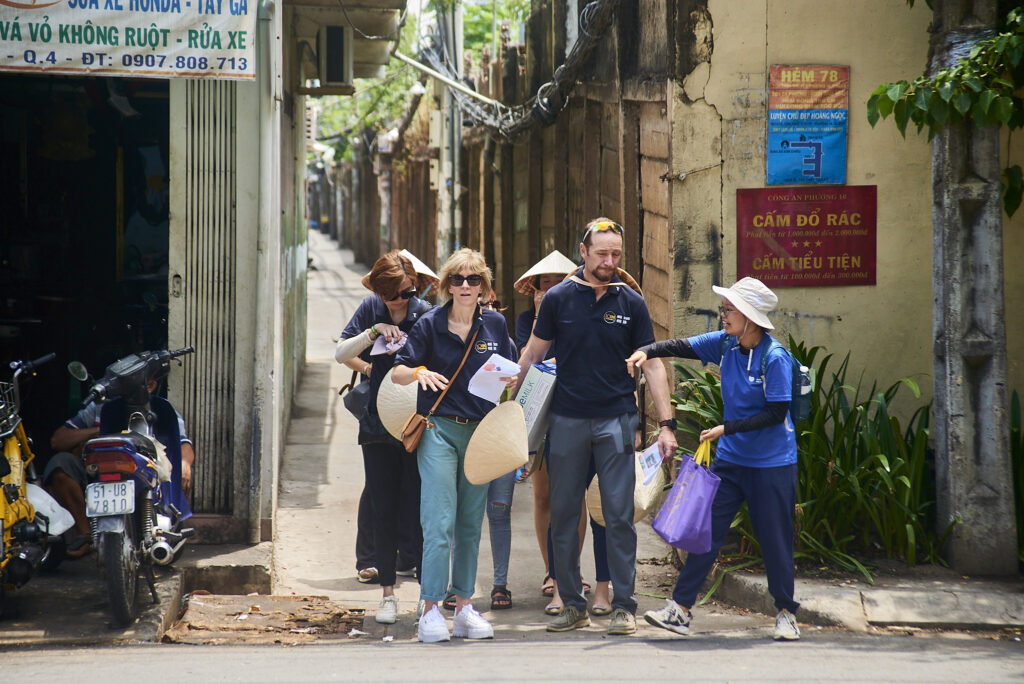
left=514, top=309, right=558, bottom=357
left=688, top=330, right=796, bottom=467
left=394, top=302, right=517, bottom=422
left=532, top=268, right=655, bottom=418
left=341, top=294, right=431, bottom=441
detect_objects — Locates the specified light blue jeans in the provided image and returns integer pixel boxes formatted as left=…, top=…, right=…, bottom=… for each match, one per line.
left=486, top=470, right=516, bottom=586
left=417, top=417, right=489, bottom=603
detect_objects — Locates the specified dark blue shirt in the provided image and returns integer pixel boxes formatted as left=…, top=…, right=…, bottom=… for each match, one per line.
left=515, top=309, right=557, bottom=358
left=394, top=302, right=517, bottom=421
left=342, top=294, right=432, bottom=443
left=532, top=268, right=655, bottom=418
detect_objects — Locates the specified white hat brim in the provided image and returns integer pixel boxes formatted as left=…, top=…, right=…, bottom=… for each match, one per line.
left=464, top=402, right=528, bottom=485
left=376, top=368, right=419, bottom=440
left=514, top=251, right=578, bottom=296
left=399, top=249, right=441, bottom=295
left=712, top=284, right=775, bottom=330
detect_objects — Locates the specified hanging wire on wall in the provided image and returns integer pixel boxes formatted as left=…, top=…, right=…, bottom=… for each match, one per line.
left=403, top=0, right=621, bottom=142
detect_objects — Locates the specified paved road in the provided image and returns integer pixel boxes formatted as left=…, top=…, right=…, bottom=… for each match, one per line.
left=4, top=634, right=1023, bottom=682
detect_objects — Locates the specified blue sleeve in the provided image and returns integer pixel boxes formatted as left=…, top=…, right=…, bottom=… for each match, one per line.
left=532, top=291, right=557, bottom=342
left=66, top=402, right=100, bottom=429
left=341, top=297, right=376, bottom=340
left=514, top=311, right=533, bottom=351
left=394, top=316, right=429, bottom=369
left=629, top=296, right=656, bottom=350
left=763, top=350, right=793, bottom=402
left=686, top=330, right=728, bottom=366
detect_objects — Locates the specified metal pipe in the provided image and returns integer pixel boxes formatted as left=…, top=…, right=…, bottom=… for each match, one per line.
left=393, top=51, right=501, bottom=109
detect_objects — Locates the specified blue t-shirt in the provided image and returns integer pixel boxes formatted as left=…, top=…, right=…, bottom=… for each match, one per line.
left=532, top=268, right=655, bottom=418
left=394, top=302, right=517, bottom=422
left=687, top=330, right=796, bottom=467
left=341, top=294, right=432, bottom=442
left=515, top=309, right=557, bottom=358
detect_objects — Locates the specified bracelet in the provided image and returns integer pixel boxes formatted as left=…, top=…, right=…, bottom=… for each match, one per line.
left=369, top=324, right=379, bottom=338
left=362, top=364, right=371, bottom=376
left=413, top=365, right=426, bottom=379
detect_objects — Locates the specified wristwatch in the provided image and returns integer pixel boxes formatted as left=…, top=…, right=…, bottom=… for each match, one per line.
left=659, top=418, right=678, bottom=431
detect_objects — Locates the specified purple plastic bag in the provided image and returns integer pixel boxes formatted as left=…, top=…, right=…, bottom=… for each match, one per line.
left=651, top=443, right=721, bottom=553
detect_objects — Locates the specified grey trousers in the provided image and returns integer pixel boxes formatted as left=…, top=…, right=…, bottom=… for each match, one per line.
left=547, top=412, right=639, bottom=614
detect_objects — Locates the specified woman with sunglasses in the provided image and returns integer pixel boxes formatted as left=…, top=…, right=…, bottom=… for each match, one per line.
left=392, top=248, right=518, bottom=643
left=334, top=250, right=433, bottom=626
left=625, top=277, right=801, bottom=641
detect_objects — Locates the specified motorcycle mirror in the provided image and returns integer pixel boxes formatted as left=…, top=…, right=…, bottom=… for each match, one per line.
left=67, top=361, right=89, bottom=382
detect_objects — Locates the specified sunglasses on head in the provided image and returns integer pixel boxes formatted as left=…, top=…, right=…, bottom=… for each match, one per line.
left=448, top=273, right=484, bottom=286
left=583, top=220, right=625, bottom=241
left=387, top=288, right=417, bottom=301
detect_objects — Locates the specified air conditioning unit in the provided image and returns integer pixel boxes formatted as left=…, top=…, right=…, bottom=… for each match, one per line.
left=318, top=25, right=353, bottom=87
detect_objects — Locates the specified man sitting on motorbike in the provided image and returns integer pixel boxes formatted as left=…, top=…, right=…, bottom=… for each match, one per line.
left=45, top=378, right=195, bottom=558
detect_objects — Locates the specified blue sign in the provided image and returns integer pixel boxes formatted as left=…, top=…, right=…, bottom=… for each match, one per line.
left=767, top=109, right=847, bottom=185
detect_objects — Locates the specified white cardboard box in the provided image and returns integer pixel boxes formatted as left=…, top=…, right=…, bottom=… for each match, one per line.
left=515, top=362, right=557, bottom=452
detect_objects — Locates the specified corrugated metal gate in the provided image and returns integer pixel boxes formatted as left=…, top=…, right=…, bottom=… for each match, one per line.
left=168, top=80, right=237, bottom=515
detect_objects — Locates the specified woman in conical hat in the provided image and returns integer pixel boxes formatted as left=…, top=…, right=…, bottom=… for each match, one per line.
left=512, top=250, right=577, bottom=356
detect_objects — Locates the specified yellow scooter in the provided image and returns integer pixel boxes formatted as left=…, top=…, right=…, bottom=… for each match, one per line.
left=0, top=354, right=74, bottom=616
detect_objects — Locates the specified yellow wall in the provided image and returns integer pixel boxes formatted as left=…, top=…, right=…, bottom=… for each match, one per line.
left=671, top=0, right=1024, bottom=412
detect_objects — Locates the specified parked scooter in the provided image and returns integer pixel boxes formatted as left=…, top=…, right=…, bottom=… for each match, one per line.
left=1, top=354, right=75, bottom=615
left=78, top=346, right=195, bottom=625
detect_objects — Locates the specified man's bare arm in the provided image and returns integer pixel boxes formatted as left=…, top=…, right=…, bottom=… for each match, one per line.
left=640, top=357, right=678, bottom=461
left=50, top=425, right=99, bottom=453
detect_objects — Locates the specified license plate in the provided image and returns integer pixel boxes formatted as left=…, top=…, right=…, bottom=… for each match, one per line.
left=86, top=481, right=135, bottom=517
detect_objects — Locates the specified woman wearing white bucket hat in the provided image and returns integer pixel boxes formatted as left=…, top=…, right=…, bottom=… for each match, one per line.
left=625, top=276, right=802, bottom=641
left=335, top=250, right=433, bottom=626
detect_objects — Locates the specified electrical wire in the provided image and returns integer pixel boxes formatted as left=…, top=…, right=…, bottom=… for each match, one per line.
left=334, top=0, right=408, bottom=41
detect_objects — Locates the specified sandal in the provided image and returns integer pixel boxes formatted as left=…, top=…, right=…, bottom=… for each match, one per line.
left=65, top=532, right=93, bottom=559
left=590, top=603, right=612, bottom=616
left=541, top=574, right=555, bottom=597
left=544, top=600, right=563, bottom=616
left=490, top=586, right=513, bottom=610
left=442, top=592, right=457, bottom=611
left=582, top=581, right=592, bottom=595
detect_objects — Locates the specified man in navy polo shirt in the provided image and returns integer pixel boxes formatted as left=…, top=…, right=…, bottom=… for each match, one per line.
left=516, top=218, right=678, bottom=635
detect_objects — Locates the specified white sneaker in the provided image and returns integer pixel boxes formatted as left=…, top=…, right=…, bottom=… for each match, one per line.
left=643, top=599, right=691, bottom=635
left=417, top=605, right=450, bottom=643
left=375, top=595, right=399, bottom=624
left=452, top=604, right=494, bottom=639
left=774, top=609, right=800, bottom=641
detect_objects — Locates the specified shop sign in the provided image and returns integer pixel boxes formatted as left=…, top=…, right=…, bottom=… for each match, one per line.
left=0, top=0, right=255, bottom=80
left=736, top=185, right=876, bottom=287
left=767, top=65, right=849, bottom=185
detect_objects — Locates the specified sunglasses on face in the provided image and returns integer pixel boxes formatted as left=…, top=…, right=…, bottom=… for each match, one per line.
left=448, top=274, right=484, bottom=287
left=387, top=288, right=417, bottom=301
left=583, top=220, right=625, bottom=241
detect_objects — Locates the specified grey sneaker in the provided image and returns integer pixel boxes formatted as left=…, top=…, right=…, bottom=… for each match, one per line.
left=774, top=609, right=800, bottom=641
left=546, top=605, right=590, bottom=632
left=644, top=600, right=691, bottom=635
left=374, top=595, right=399, bottom=624
left=607, top=608, right=637, bottom=635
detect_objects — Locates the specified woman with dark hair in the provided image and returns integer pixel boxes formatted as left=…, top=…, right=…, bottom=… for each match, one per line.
left=392, top=248, right=517, bottom=643
left=334, top=250, right=433, bottom=626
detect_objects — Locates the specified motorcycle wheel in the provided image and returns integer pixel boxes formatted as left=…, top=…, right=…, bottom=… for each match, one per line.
left=101, top=518, right=140, bottom=626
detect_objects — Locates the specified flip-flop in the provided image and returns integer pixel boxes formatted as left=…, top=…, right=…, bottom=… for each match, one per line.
left=442, top=592, right=457, bottom=611
left=545, top=601, right=563, bottom=616
left=541, top=574, right=555, bottom=597
left=590, top=604, right=612, bottom=616
left=582, top=581, right=591, bottom=595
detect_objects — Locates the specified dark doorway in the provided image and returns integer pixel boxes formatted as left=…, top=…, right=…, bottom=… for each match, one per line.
left=0, top=75, right=170, bottom=463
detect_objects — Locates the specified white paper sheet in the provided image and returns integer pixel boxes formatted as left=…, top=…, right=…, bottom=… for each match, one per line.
left=467, top=353, right=521, bottom=404
left=370, top=333, right=408, bottom=356
left=637, top=443, right=663, bottom=485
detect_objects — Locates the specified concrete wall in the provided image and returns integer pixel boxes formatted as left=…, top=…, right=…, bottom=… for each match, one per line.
left=670, top=0, right=1024, bottom=408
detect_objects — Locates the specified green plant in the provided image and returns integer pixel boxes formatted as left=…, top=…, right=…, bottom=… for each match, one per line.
left=669, top=337, right=945, bottom=584
left=866, top=4, right=1024, bottom=215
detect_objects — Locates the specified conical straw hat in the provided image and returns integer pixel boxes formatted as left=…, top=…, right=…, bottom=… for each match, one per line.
left=561, top=267, right=644, bottom=297
left=376, top=368, right=419, bottom=440
left=514, top=250, right=579, bottom=297
left=400, top=249, right=441, bottom=297
left=586, top=458, right=659, bottom=526
left=464, top=401, right=528, bottom=485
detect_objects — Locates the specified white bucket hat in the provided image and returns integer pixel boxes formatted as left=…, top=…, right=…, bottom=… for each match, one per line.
left=513, top=250, right=578, bottom=297
left=464, top=401, right=528, bottom=485
left=711, top=277, right=778, bottom=330
left=376, top=368, right=419, bottom=440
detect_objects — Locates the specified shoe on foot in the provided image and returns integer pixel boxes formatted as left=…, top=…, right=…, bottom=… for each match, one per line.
left=452, top=604, right=494, bottom=639
left=417, top=605, right=450, bottom=643
left=774, top=609, right=800, bottom=641
left=357, top=567, right=379, bottom=584
left=546, top=605, right=590, bottom=632
left=395, top=565, right=417, bottom=577
left=375, top=595, right=399, bottom=624
left=607, top=608, right=637, bottom=635
left=644, top=600, right=691, bottom=635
